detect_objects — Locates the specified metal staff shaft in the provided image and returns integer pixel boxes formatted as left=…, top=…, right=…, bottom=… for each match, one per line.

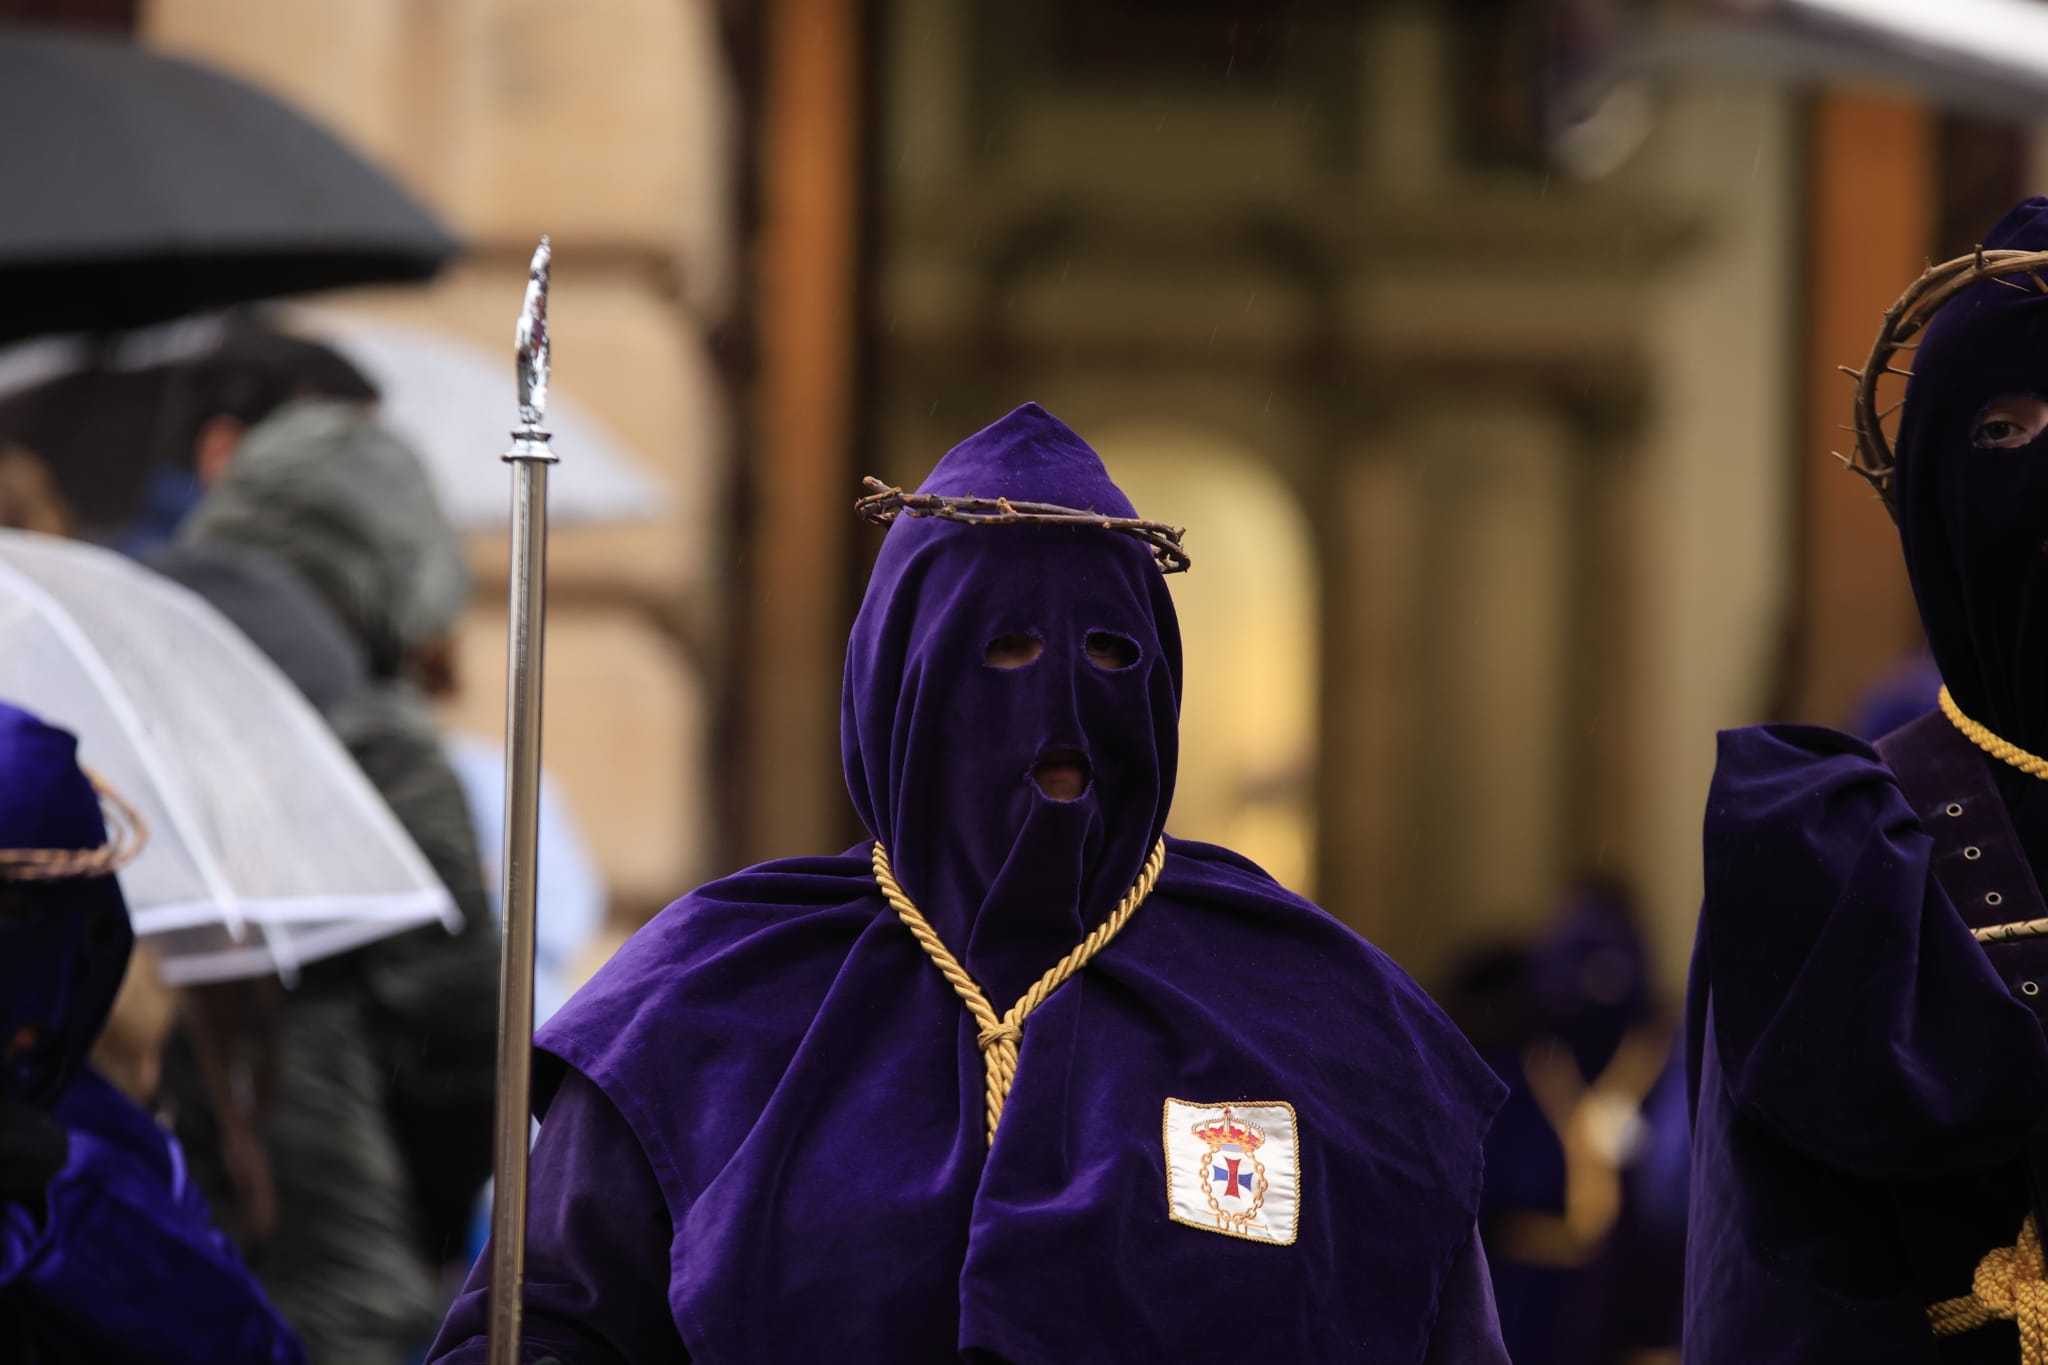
left=489, top=236, right=556, bottom=1365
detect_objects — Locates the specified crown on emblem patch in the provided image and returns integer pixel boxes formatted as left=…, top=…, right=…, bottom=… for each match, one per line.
left=1190, top=1112, right=1266, bottom=1153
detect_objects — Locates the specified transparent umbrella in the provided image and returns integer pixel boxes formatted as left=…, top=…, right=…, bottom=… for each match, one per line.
left=0, top=529, right=457, bottom=985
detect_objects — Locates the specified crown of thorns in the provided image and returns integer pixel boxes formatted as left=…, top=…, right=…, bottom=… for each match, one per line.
left=855, top=476, right=1191, bottom=573
left=1847, top=246, right=2048, bottom=522
left=0, top=773, right=148, bottom=882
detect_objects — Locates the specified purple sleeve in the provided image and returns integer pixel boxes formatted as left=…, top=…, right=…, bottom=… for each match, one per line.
left=428, top=1064, right=687, bottom=1365
left=1422, top=1223, right=1511, bottom=1365
left=1, top=1125, right=304, bottom=1365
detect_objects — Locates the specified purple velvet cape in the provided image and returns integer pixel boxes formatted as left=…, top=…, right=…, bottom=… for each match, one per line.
left=1686, top=712, right=2048, bottom=1364
left=430, top=405, right=1506, bottom=1363
left=0, top=703, right=303, bottom=1364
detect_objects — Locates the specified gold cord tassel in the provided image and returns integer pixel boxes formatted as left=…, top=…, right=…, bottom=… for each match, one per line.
left=871, top=837, right=1167, bottom=1145
left=1929, top=1214, right=2048, bottom=1362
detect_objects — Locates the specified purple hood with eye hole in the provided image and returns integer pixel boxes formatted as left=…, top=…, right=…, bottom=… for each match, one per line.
left=1895, top=197, right=2048, bottom=759
left=0, top=702, right=135, bottom=1110
left=840, top=401, right=1181, bottom=1005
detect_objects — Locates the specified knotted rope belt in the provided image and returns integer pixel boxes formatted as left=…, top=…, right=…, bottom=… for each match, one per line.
left=870, top=838, right=1167, bottom=1145
left=1929, top=1214, right=2048, bottom=1361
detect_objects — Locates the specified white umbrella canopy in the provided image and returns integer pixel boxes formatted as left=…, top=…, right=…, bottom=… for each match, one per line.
left=0, top=529, right=457, bottom=985
left=286, top=307, right=671, bottom=530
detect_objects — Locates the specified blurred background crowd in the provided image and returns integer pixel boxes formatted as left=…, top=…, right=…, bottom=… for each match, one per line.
left=0, top=0, right=2039, bottom=1361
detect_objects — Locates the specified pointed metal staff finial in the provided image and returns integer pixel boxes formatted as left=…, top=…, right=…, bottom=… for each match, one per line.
left=515, top=236, right=551, bottom=429
left=509, top=236, right=555, bottom=460
left=488, top=234, right=558, bottom=1365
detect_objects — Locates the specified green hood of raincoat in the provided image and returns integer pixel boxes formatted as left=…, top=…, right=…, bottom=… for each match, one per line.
left=181, top=399, right=467, bottom=677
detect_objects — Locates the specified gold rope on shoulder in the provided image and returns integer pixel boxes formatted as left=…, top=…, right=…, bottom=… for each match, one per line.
left=1941, top=686, right=2048, bottom=782
left=1929, top=1214, right=2048, bottom=1361
left=871, top=837, right=1168, bottom=1145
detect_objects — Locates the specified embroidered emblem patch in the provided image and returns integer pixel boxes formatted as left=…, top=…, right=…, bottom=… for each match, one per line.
left=1162, top=1098, right=1300, bottom=1245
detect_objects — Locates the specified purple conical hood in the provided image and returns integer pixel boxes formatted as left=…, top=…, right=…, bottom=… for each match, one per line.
left=0, top=701, right=135, bottom=1109
left=917, top=401, right=1140, bottom=515
left=842, top=403, right=1181, bottom=1004
left=1896, top=197, right=2048, bottom=755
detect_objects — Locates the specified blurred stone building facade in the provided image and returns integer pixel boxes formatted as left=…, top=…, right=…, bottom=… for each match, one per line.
left=13, top=0, right=2033, bottom=1017
left=106, top=0, right=1848, bottom=998
left=856, top=1, right=1798, bottom=991
left=140, top=0, right=739, bottom=926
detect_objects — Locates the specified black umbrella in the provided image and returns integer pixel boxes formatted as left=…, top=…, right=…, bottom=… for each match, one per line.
left=0, top=27, right=458, bottom=344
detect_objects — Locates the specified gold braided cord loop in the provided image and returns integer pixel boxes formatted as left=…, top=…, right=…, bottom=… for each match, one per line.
left=871, top=837, right=1168, bottom=1145
left=1928, top=1214, right=2048, bottom=1362
left=1940, top=686, right=2048, bottom=782
left=0, top=773, right=148, bottom=882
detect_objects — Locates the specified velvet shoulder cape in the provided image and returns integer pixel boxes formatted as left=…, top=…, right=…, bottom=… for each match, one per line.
left=534, top=835, right=1505, bottom=1364
left=1687, top=720, right=2048, bottom=1364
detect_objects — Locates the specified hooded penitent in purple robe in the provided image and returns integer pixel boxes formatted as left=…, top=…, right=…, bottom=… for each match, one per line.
left=0, top=702, right=304, bottom=1365
left=1470, top=882, right=1688, bottom=1365
left=1687, top=198, right=2048, bottom=1364
left=429, top=404, right=1509, bottom=1364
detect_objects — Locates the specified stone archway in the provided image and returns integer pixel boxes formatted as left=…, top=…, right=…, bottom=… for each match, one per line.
left=1095, top=422, right=1321, bottom=896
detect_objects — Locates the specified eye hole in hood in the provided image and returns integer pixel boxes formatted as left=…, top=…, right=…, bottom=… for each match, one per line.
left=1084, top=631, right=1140, bottom=671
left=1971, top=395, right=2048, bottom=450
left=984, top=633, right=1043, bottom=670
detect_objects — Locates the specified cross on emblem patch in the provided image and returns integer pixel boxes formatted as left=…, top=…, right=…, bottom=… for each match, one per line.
left=1162, top=1098, right=1301, bottom=1245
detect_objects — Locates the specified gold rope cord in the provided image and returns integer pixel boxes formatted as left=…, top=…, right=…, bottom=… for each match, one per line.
left=1931, top=687, right=2048, bottom=943
left=1929, top=1214, right=2048, bottom=1361
left=871, top=837, right=1167, bottom=1145
left=1941, top=686, right=2048, bottom=782
left=1892, top=695, right=2048, bottom=1353
left=0, top=773, right=148, bottom=881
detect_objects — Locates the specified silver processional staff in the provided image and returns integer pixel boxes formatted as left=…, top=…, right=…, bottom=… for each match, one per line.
left=488, top=235, right=556, bottom=1365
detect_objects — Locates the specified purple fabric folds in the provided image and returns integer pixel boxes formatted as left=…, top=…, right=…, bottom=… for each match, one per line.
left=2, top=1070, right=305, bottom=1365
left=1686, top=719, right=2048, bottom=1363
left=430, top=404, right=1505, bottom=1363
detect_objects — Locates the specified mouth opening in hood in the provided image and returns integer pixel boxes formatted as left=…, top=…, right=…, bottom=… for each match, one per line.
left=1030, top=749, right=1092, bottom=802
